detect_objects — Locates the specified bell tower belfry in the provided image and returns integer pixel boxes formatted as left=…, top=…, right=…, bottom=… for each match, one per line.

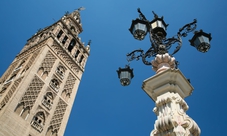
left=0, top=8, right=90, bottom=136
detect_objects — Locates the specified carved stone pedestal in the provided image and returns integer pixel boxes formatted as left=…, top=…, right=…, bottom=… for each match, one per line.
left=142, top=53, right=200, bottom=136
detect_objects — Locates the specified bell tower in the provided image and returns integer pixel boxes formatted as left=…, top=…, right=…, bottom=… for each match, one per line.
left=0, top=8, right=90, bottom=136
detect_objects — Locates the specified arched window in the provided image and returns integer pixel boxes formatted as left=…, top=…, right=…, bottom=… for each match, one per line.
left=62, top=36, right=68, bottom=45
left=37, top=67, right=44, bottom=76
left=65, top=93, right=70, bottom=102
left=38, top=67, right=48, bottom=80
left=15, top=103, right=24, bottom=115
left=74, top=15, right=81, bottom=23
left=57, top=30, right=63, bottom=39
left=52, top=130, right=58, bottom=136
left=50, top=79, right=60, bottom=92
left=61, top=90, right=71, bottom=102
left=21, top=107, right=30, bottom=120
left=31, top=112, right=45, bottom=132
left=46, top=128, right=52, bottom=136
left=75, top=50, right=80, bottom=59
left=42, top=92, right=53, bottom=110
left=15, top=104, right=30, bottom=120
left=15, top=61, right=25, bottom=71
left=79, top=55, right=84, bottom=63
left=40, top=33, right=44, bottom=38
left=0, top=87, right=7, bottom=94
left=5, top=74, right=16, bottom=84
left=68, top=39, right=76, bottom=52
left=20, top=69, right=26, bottom=76
left=46, top=127, right=58, bottom=136
left=56, top=66, right=65, bottom=79
left=70, top=26, right=75, bottom=32
left=42, top=71, right=48, bottom=80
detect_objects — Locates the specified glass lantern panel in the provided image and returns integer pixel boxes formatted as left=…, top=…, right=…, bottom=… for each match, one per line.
left=120, top=71, right=131, bottom=80
left=194, top=36, right=210, bottom=47
left=193, top=35, right=210, bottom=52
left=193, top=37, right=201, bottom=47
left=157, top=20, right=166, bottom=30
left=151, top=21, right=165, bottom=30
left=201, top=35, right=210, bottom=44
left=151, top=22, right=157, bottom=29
left=120, top=71, right=132, bottom=86
left=133, top=23, right=147, bottom=33
left=132, top=23, right=147, bottom=40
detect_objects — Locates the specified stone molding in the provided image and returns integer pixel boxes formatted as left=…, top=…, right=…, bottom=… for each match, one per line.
left=151, top=53, right=175, bottom=74
left=142, top=69, right=193, bottom=101
left=151, top=92, right=200, bottom=136
left=142, top=67, right=200, bottom=136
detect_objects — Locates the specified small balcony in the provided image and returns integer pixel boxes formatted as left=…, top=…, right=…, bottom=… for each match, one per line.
left=49, top=82, right=59, bottom=92
left=31, top=120, right=43, bottom=133
left=42, top=99, right=52, bottom=110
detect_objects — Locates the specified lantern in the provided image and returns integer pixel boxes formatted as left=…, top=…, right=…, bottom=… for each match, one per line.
left=117, top=66, right=134, bottom=86
left=129, top=19, right=149, bottom=40
left=189, top=30, right=212, bottom=53
left=150, top=17, right=168, bottom=38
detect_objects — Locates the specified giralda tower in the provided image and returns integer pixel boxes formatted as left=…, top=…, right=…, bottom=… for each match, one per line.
left=0, top=9, right=90, bottom=136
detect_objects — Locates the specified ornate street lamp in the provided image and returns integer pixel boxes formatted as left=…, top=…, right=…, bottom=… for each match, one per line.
left=117, top=65, right=134, bottom=86
left=117, top=8, right=212, bottom=86
left=129, top=18, right=149, bottom=40
left=150, top=11, right=168, bottom=38
left=189, top=30, right=212, bottom=53
left=116, top=8, right=212, bottom=136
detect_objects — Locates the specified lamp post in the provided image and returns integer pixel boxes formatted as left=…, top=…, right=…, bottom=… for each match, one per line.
left=117, top=8, right=212, bottom=136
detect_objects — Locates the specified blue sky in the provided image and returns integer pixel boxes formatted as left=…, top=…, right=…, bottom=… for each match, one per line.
left=0, top=0, right=227, bottom=135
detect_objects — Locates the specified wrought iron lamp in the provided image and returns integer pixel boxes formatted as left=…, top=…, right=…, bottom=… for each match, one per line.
left=129, top=18, right=149, bottom=40
left=117, top=65, right=134, bottom=86
left=117, top=8, right=212, bottom=86
left=189, top=30, right=212, bottom=53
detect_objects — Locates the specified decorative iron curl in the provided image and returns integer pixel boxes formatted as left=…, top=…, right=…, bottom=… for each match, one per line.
left=178, top=19, right=197, bottom=37
left=127, top=49, right=144, bottom=62
left=164, top=34, right=182, bottom=55
left=163, top=19, right=197, bottom=55
left=126, top=47, right=157, bottom=65
left=137, top=8, right=147, bottom=21
left=126, top=10, right=197, bottom=66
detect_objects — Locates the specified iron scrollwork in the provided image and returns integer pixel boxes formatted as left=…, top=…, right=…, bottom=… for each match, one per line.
left=126, top=9, right=197, bottom=65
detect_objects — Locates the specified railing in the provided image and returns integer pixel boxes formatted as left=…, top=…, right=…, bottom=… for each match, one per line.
left=56, top=70, right=64, bottom=79
left=49, top=83, right=59, bottom=92
left=42, top=99, right=52, bottom=110
left=31, top=120, right=43, bottom=132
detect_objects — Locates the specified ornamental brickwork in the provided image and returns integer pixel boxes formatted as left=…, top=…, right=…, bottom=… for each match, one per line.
left=0, top=9, right=90, bottom=136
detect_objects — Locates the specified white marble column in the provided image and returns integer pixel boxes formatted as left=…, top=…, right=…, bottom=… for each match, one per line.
left=142, top=53, right=200, bottom=136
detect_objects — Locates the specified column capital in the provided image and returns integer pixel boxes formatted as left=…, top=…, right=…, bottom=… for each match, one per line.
left=142, top=69, right=193, bottom=101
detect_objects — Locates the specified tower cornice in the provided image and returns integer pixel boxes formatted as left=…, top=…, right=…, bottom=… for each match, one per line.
left=50, top=35, right=85, bottom=73
left=17, top=34, right=85, bottom=78
left=58, top=19, right=90, bottom=55
left=27, top=19, right=89, bottom=56
left=142, top=68, right=194, bottom=101
left=62, top=15, right=83, bottom=33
